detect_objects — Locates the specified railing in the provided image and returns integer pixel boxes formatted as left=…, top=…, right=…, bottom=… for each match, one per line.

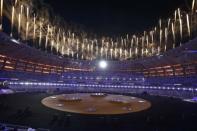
left=7, top=81, right=197, bottom=99
left=1, top=53, right=197, bottom=77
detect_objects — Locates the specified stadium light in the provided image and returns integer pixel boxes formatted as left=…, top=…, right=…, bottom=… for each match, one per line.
left=99, top=60, right=107, bottom=69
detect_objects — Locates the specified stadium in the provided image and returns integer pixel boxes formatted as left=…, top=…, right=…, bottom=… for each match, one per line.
left=0, top=0, right=197, bottom=131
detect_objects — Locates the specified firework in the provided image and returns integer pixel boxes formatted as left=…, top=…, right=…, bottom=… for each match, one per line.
left=56, top=29, right=60, bottom=53
left=45, top=25, right=49, bottom=49
left=178, top=8, right=182, bottom=41
left=135, top=47, right=138, bottom=56
left=39, top=21, right=42, bottom=47
left=164, top=27, right=168, bottom=51
left=119, top=48, right=122, bottom=58
left=18, top=13, right=21, bottom=35
left=159, top=19, right=162, bottom=29
left=33, top=14, right=36, bottom=41
left=174, top=10, right=177, bottom=22
left=1, top=0, right=196, bottom=60
left=160, top=29, right=162, bottom=46
left=124, top=49, right=127, bottom=59
left=129, top=48, right=132, bottom=58
left=192, top=0, right=196, bottom=12
left=186, top=14, right=191, bottom=37
left=15, top=0, right=17, bottom=5
left=146, top=35, right=149, bottom=56
left=141, top=36, right=144, bottom=57
left=171, top=23, right=176, bottom=49
left=11, top=6, right=15, bottom=36
left=167, top=18, right=171, bottom=29
left=0, top=0, right=3, bottom=30
left=25, top=7, right=29, bottom=40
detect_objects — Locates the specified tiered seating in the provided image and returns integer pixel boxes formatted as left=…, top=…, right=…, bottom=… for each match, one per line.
left=0, top=69, right=197, bottom=99
left=0, top=123, right=49, bottom=131
left=0, top=71, right=60, bottom=82
left=145, top=76, right=197, bottom=87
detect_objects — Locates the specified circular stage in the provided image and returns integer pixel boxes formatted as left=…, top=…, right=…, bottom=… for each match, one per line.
left=41, top=93, right=151, bottom=115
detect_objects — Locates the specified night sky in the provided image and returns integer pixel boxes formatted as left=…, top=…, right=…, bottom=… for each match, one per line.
left=44, top=0, right=190, bottom=36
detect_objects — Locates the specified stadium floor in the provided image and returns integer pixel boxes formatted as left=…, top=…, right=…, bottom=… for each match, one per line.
left=0, top=92, right=197, bottom=131
left=42, top=93, right=151, bottom=115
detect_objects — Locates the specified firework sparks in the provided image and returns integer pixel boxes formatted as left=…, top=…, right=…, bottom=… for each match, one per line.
left=192, top=0, right=196, bottom=12
left=33, top=14, right=36, bottom=41
left=18, top=13, right=21, bottom=35
left=171, top=23, right=175, bottom=49
left=39, top=21, right=42, bottom=47
left=178, top=8, right=182, bottom=41
left=1, top=0, right=196, bottom=60
left=186, top=14, right=191, bottom=37
left=164, top=28, right=168, bottom=51
left=0, top=0, right=3, bottom=30
left=10, top=6, right=15, bottom=37
left=25, top=7, right=29, bottom=40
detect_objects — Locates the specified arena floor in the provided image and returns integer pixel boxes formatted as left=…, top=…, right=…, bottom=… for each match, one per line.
left=0, top=92, right=197, bottom=131
left=42, top=93, right=151, bottom=115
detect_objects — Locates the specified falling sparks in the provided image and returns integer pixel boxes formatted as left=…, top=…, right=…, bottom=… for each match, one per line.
left=167, top=18, right=171, bottom=29
left=45, top=25, right=50, bottom=49
left=171, top=23, right=175, bottom=49
left=164, top=28, right=168, bottom=51
left=15, top=0, right=18, bottom=5
left=178, top=8, right=182, bottom=41
left=25, top=7, right=29, bottom=40
left=39, top=21, right=42, bottom=47
left=0, top=0, right=3, bottom=30
left=186, top=14, right=191, bottom=37
left=18, top=13, right=21, bottom=35
left=192, top=0, right=196, bottom=12
left=11, top=6, right=15, bottom=37
left=159, top=29, right=162, bottom=46
left=56, top=29, right=60, bottom=53
left=146, top=36, right=149, bottom=56
left=129, top=48, right=132, bottom=58
left=33, top=14, right=36, bottom=42
left=20, top=5, right=23, bottom=22
left=141, top=36, right=144, bottom=57
left=159, top=19, right=162, bottom=29
left=174, top=10, right=177, bottom=22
